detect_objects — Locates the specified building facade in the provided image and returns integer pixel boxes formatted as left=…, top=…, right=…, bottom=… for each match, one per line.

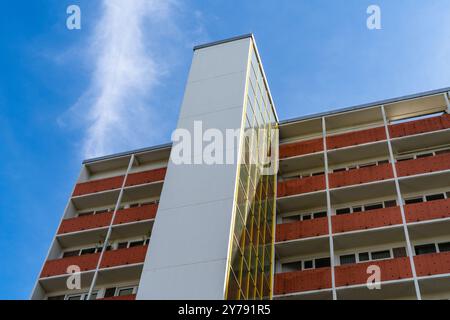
left=31, top=34, right=450, bottom=300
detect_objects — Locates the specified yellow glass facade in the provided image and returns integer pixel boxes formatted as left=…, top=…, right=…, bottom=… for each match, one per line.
left=225, top=44, right=278, bottom=300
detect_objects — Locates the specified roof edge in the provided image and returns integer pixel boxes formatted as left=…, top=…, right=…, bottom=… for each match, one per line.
left=193, top=33, right=254, bottom=51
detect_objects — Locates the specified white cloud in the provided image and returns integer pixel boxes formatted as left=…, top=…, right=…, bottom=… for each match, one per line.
left=71, top=0, right=178, bottom=158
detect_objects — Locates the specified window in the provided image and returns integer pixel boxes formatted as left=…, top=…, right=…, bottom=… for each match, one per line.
left=303, top=260, right=313, bottom=270
left=87, top=292, right=98, bottom=300
left=333, top=168, right=346, bottom=173
left=283, top=216, right=300, bottom=224
left=282, top=261, right=302, bottom=273
left=436, top=149, right=450, bottom=155
left=67, top=295, right=83, bottom=300
left=129, top=240, right=145, bottom=247
left=371, top=250, right=391, bottom=260
left=315, top=257, right=331, bottom=269
left=447, top=192, right=450, bottom=199
left=302, top=215, right=311, bottom=221
left=313, top=211, right=327, bottom=219
left=117, top=242, right=128, bottom=249
left=397, top=156, right=414, bottom=162
left=96, top=209, right=108, bottom=214
left=393, top=247, right=407, bottom=258
left=80, top=248, right=96, bottom=255
left=63, top=250, right=79, bottom=258
left=312, top=172, right=324, bottom=176
left=118, top=288, right=134, bottom=296
left=353, top=206, right=363, bottom=213
left=384, top=200, right=397, bottom=208
left=378, top=160, right=389, bottom=165
left=78, top=211, right=93, bottom=217
left=359, top=163, right=376, bottom=168
left=104, top=288, right=116, bottom=298
left=340, top=254, right=356, bottom=265
left=405, top=197, right=423, bottom=205
left=336, top=208, right=351, bottom=215
left=130, top=203, right=140, bottom=208
left=438, top=242, right=450, bottom=252
left=48, top=295, right=65, bottom=300
left=415, top=244, right=436, bottom=256
left=359, top=252, right=370, bottom=262
left=365, top=203, right=383, bottom=211
left=426, top=194, right=445, bottom=202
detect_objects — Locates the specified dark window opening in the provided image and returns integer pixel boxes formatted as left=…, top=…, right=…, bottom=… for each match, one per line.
left=302, top=215, right=311, bottom=221
left=80, top=248, right=96, bottom=255
left=365, top=203, right=383, bottom=211
left=417, top=153, right=433, bottom=159
left=405, top=197, right=423, bottom=205
left=438, top=242, right=450, bottom=252
left=384, top=200, right=397, bottom=208
left=282, top=261, right=302, bottom=273
left=129, top=240, right=145, bottom=247
left=315, top=258, right=331, bottom=269
left=415, top=244, right=437, bottom=256
left=393, top=247, right=407, bottom=258
left=103, top=288, right=116, bottom=298
left=117, top=242, right=128, bottom=249
left=336, top=208, right=351, bottom=215
left=353, top=207, right=363, bottom=213
left=48, top=295, right=65, bottom=300
left=426, top=194, right=445, bottom=202
left=371, top=250, right=391, bottom=260
left=118, top=288, right=134, bottom=296
left=359, top=252, right=370, bottom=262
left=340, top=254, right=356, bottom=265
left=333, top=168, right=346, bottom=173
left=63, top=250, right=79, bottom=258
left=313, top=211, right=327, bottom=219
left=303, top=260, right=313, bottom=269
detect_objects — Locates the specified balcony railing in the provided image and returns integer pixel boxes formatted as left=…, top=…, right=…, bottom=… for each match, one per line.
left=389, top=114, right=450, bottom=139
left=396, top=152, right=450, bottom=177
left=276, top=217, right=328, bottom=242
left=279, top=138, right=323, bottom=159
left=58, top=204, right=158, bottom=235
left=327, top=126, right=386, bottom=150
left=58, top=212, right=113, bottom=234
left=335, top=257, right=412, bottom=287
left=405, top=198, right=450, bottom=223
left=277, top=175, right=326, bottom=198
left=329, top=163, right=393, bottom=189
left=100, top=245, right=148, bottom=269
left=40, top=253, right=100, bottom=278
left=113, top=204, right=158, bottom=225
left=73, top=176, right=124, bottom=197
left=414, top=252, right=450, bottom=277
left=125, top=168, right=167, bottom=187
left=40, top=246, right=148, bottom=278
left=332, top=207, right=402, bottom=234
left=72, top=168, right=167, bottom=197
left=274, top=268, right=332, bottom=295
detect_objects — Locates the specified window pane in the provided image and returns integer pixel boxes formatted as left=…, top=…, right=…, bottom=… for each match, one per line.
left=303, top=260, right=313, bottom=269
left=365, top=203, right=383, bottom=211
left=282, top=261, right=302, bottom=273
left=359, top=252, right=370, bottom=262
left=118, top=288, right=134, bottom=296
left=438, top=242, right=450, bottom=252
left=313, top=211, right=327, bottom=219
left=371, top=250, right=391, bottom=260
left=315, top=257, right=331, bottom=269
left=104, top=288, right=116, bottom=298
left=80, top=248, right=96, bottom=255
left=384, top=200, right=397, bottom=208
left=405, top=197, right=423, bottom=205
left=129, top=240, right=145, bottom=247
left=426, top=194, right=445, bottom=202
left=415, top=244, right=437, bottom=256
left=393, top=247, right=407, bottom=258
left=340, top=254, right=356, bottom=265
left=48, top=295, right=65, bottom=300
left=353, top=207, right=362, bottom=213
left=63, top=250, right=79, bottom=258
left=336, top=208, right=351, bottom=215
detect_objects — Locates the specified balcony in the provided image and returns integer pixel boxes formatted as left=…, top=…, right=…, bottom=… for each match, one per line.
left=335, top=257, right=412, bottom=287
left=73, top=176, right=124, bottom=197
left=100, top=245, right=148, bottom=269
left=125, top=168, right=166, bottom=187
left=332, top=207, right=402, bottom=234
left=72, top=167, right=167, bottom=198
left=389, top=113, right=450, bottom=139
left=414, top=252, right=450, bottom=277
left=327, top=126, right=386, bottom=150
left=113, top=204, right=158, bottom=225
left=276, top=218, right=328, bottom=242
left=57, top=204, right=158, bottom=235
left=58, top=212, right=112, bottom=234
left=329, top=163, right=393, bottom=189
left=277, top=175, right=326, bottom=198
left=279, top=138, right=323, bottom=159
left=396, top=152, right=450, bottom=177
left=40, top=253, right=100, bottom=278
left=274, top=268, right=332, bottom=295
left=405, top=198, right=450, bottom=223
left=40, top=246, right=148, bottom=278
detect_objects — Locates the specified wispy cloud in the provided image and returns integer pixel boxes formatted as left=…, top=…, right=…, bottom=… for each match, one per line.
left=69, top=0, right=178, bottom=158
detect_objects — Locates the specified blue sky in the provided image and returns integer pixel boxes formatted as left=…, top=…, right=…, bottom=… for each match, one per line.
left=1, top=0, right=450, bottom=299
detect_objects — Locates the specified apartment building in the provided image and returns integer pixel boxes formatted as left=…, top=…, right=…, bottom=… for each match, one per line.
left=31, top=34, right=450, bottom=300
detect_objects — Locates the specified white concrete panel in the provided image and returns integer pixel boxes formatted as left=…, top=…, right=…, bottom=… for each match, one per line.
left=143, top=198, right=234, bottom=270
left=188, top=38, right=250, bottom=83
left=137, top=259, right=227, bottom=300
left=179, top=71, right=247, bottom=119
